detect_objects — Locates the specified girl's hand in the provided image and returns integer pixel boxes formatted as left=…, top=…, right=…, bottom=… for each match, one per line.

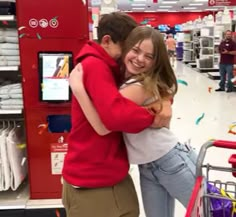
left=147, top=99, right=172, bottom=129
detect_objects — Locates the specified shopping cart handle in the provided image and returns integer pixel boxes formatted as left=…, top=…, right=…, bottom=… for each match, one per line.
left=213, top=140, right=236, bottom=149
left=196, top=140, right=236, bottom=177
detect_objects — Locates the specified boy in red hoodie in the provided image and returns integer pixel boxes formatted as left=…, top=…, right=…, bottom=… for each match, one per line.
left=62, top=12, right=172, bottom=217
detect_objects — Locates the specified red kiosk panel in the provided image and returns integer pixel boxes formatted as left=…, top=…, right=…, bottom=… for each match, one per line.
left=25, top=108, right=70, bottom=199
left=16, top=0, right=88, bottom=39
left=16, top=0, right=89, bottom=198
left=18, top=38, right=85, bottom=108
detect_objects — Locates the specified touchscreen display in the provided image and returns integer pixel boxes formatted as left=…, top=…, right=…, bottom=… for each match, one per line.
left=39, top=52, right=73, bottom=102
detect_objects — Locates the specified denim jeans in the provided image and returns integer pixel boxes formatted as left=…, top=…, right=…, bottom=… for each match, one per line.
left=219, top=64, right=234, bottom=90
left=138, top=143, right=197, bottom=217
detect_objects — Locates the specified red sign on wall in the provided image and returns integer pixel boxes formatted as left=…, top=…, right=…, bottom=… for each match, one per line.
left=208, top=0, right=236, bottom=6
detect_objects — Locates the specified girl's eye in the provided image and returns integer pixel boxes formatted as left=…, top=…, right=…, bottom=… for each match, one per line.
left=146, top=56, right=153, bottom=60
left=132, top=48, right=139, bottom=53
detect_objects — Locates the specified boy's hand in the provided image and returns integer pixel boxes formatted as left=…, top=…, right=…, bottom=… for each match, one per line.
left=146, top=100, right=172, bottom=128
left=69, top=63, right=84, bottom=94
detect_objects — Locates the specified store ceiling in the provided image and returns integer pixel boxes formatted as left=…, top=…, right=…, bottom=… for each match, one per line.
left=117, top=0, right=232, bottom=12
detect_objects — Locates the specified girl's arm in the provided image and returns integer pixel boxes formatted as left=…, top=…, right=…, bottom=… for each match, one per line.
left=69, top=63, right=110, bottom=136
left=70, top=64, right=150, bottom=135
left=70, top=64, right=171, bottom=134
left=120, top=86, right=172, bottom=129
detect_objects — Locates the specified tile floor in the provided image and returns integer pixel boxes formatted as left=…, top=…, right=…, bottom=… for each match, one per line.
left=129, top=61, right=236, bottom=217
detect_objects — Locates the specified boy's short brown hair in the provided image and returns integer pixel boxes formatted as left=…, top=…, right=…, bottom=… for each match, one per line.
left=97, top=12, right=137, bottom=44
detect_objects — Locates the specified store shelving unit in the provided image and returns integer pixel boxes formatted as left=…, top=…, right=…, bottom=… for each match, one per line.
left=0, top=15, right=15, bottom=21
left=0, top=10, right=27, bottom=217
left=195, top=26, right=219, bottom=73
left=183, top=30, right=194, bottom=63
left=206, top=22, right=233, bottom=79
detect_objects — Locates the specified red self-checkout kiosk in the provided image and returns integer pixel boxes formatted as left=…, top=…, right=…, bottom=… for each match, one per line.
left=16, top=0, right=89, bottom=199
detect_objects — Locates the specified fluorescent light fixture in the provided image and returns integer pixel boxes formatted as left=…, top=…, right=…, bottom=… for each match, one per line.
left=145, top=10, right=156, bottom=12
left=157, top=9, right=169, bottom=11
left=131, top=3, right=146, bottom=6
left=189, top=3, right=203, bottom=5
left=133, top=0, right=146, bottom=2
left=194, top=0, right=207, bottom=2
left=205, top=8, right=219, bottom=10
left=183, top=7, right=197, bottom=9
left=161, top=1, right=177, bottom=4
left=132, top=7, right=146, bottom=10
left=159, top=5, right=172, bottom=8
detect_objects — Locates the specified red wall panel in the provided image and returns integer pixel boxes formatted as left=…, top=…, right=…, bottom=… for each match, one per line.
left=127, top=12, right=214, bottom=27
left=88, top=11, right=214, bottom=27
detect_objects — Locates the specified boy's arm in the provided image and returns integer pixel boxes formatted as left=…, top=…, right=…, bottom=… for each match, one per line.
left=119, top=83, right=172, bottom=128
left=81, top=58, right=153, bottom=133
left=69, top=64, right=110, bottom=136
left=70, top=64, right=171, bottom=135
left=78, top=59, right=172, bottom=133
left=145, top=98, right=172, bottom=128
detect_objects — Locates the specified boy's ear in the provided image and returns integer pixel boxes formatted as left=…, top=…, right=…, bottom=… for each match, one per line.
left=101, top=35, right=111, bottom=47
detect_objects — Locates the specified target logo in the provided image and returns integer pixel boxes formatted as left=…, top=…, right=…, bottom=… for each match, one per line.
left=49, top=19, right=59, bottom=28
left=208, top=0, right=216, bottom=5
left=29, top=18, right=38, bottom=28
left=39, top=19, right=48, bottom=28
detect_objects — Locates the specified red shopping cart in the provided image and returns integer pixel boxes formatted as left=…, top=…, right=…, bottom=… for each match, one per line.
left=185, top=140, right=236, bottom=217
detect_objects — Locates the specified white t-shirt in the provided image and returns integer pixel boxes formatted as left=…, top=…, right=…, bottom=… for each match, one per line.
left=120, top=79, right=178, bottom=164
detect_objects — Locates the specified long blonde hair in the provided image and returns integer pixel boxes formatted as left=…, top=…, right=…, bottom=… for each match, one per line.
left=122, top=26, right=178, bottom=102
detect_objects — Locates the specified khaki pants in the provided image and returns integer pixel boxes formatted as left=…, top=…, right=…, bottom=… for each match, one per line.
left=62, top=175, right=139, bottom=217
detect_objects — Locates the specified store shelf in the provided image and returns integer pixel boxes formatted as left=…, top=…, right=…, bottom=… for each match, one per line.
left=188, top=62, right=197, bottom=68
left=0, top=66, right=19, bottom=71
left=208, top=72, right=220, bottom=80
left=199, top=36, right=214, bottom=38
left=200, top=47, right=214, bottom=49
left=0, top=182, right=29, bottom=210
left=0, top=109, right=22, bottom=114
left=200, top=54, right=214, bottom=56
left=0, top=15, right=16, bottom=21
left=26, top=199, right=64, bottom=209
left=195, top=67, right=219, bottom=73
left=183, top=60, right=195, bottom=64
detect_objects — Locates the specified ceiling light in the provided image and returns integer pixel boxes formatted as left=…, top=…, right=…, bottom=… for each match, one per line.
left=157, top=9, right=169, bottom=11
left=133, top=0, right=146, bottom=2
left=131, top=3, right=146, bottom=6
left=205, top=8, right=219, bottom=10
left=159, top=5, right=172, bottom=8
left=132, top=7, right=146, bottom=10
left=189, top=3, right=203, bottom=5
left=183, top=7, right=197, bottom=9
left=161, top=1, right=177, bottom=4
left=194, top=0, right=207, bottom=2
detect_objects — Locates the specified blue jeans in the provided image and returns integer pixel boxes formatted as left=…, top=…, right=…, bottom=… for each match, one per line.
left=138, top=143, right=197, bottom=217
left=219, top=64, right=234, bottom=90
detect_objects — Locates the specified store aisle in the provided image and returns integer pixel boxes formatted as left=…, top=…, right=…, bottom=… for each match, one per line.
left=129, top=61, right=236, bottom=217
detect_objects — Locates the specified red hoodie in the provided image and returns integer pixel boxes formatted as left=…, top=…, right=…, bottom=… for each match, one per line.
left=62, top=41, right=154, bottom=187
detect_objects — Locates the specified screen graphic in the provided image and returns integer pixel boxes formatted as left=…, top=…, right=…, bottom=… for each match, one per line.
left=39, top=52, right=73, bottom=102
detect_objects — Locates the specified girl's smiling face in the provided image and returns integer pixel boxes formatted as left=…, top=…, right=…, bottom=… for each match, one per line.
left=124, top=39, right=154, bottom=77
